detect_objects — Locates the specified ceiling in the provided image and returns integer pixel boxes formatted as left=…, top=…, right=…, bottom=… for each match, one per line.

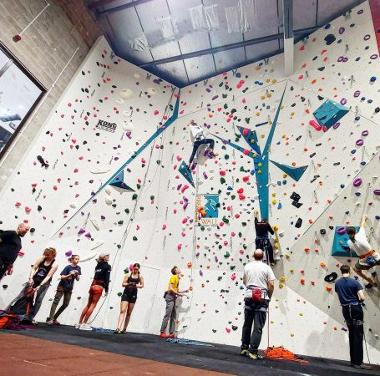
left=86, top=0, right=365, bottom=87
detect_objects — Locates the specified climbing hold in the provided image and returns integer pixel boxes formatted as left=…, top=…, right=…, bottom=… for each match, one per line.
left=353, top=177, right=362, bottom=187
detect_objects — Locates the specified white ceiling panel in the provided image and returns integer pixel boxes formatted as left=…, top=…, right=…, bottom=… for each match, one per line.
left=214, top=47, right=246, bottom=71
left=245, top=39, right=281, bottom=61
left=185, top=54, right=215, bottom=83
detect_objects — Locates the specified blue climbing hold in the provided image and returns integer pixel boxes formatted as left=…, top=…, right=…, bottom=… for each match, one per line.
left=109, top=170, right=135, bottom=191
left=270, top=160, right=308, bottom=182
left=179, top=161, right=195, bottom=188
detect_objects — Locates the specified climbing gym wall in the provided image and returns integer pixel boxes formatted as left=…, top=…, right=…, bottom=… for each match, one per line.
left=156, top=0, right=380, bottom=362
left=0, top=0, right=379, bottom=364
left=0, top=36, right=180, bottom=331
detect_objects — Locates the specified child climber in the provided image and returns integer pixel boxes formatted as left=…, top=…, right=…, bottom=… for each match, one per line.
left=47, top=254, right=81, bottom=325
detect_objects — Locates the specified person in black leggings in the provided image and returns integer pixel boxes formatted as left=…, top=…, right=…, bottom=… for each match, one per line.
left=115, top=263, right=144, bottom=334
left=254, top=210, right=275, bottom=265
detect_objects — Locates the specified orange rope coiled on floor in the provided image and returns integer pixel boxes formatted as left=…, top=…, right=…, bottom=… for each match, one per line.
left=264, top=346, right=309, bottom=364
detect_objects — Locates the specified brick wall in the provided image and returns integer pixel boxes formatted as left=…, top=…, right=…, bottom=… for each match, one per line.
left=0, top=0, right=102, bottom=188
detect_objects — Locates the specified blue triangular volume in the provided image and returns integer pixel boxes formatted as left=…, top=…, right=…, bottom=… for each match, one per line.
left=109, top=171, right=135, bottom=191
left=237, top=126, right=261, bottom=155
left=179, top=161, right=195, bottom=187
left=270, top=160, right=308, bottom=182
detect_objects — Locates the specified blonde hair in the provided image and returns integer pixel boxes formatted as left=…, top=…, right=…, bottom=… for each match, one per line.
left=43, top=247, right=56, bottom=258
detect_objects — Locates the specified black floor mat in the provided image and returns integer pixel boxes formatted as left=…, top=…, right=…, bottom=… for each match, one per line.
left=4, top=325, right=379, bottom=376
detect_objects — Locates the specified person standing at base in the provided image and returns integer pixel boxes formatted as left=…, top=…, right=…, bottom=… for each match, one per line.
left=8, top=247, right=58, bottom=324
left=241, top=249, right=275, bottom=360
left=77, top=252, right=111, bottom=330
left=160, top=266, right=188, bottom=338
left=47, top=255, right=81, bottom=325
left=346, top=216, right=380, bottom=288
left=114, top=263, right=144, bottom=334
left=335, top=264, right=371, bottom=370
left=0, top=223, right=30, bottom=280
left=254, top=210, right=275, bottom=266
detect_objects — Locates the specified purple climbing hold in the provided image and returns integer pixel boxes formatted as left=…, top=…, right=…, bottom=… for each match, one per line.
left=333, top=122, right=341, bottom=129
left=374, top=189, right=380, bottom=196
left=353, top=90, right=360, bottom=98
left=336, top=227, right=346, bottom=235
left=340, top=98, right=347, bottom=105
left=361, top=130, right=369, bottom=137
left=353, top=177, right=362, bottom=187
left=65, top=250, right=73, bottom=257
left=356, top=139, right=364, bottom=146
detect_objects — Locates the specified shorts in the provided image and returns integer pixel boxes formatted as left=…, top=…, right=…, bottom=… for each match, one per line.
left=121, top=289, right=137, bottom=303
left=355, top=253, right=380, bottom=270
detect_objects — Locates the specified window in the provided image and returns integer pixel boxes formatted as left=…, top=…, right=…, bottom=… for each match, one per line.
left=0, top=42, right=45, bottom=159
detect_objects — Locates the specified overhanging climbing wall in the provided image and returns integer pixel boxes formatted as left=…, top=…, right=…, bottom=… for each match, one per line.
left=0, top=0, right=379, bottom=364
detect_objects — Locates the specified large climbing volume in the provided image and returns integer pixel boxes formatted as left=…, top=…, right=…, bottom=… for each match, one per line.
left=312, top=100, right=349, bottom=129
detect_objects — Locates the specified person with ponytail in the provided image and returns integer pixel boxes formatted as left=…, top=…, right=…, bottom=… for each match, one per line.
left=77, top=252, right=111, bottom=330
left=114, top=263, right=144, bottom=334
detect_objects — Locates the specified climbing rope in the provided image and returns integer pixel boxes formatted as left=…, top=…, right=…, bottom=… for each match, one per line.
left=86, top=88, right=176, bottom=326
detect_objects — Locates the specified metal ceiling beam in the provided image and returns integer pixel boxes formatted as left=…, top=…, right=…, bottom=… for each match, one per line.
left=139, top=27, right=315, bottom=68
left=282, top=0, right=294, bottom=76
left=90, top=0, right=156, bottom=16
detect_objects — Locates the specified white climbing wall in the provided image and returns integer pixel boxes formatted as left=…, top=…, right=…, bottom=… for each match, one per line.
left=0, top=0, right=380, bottom=364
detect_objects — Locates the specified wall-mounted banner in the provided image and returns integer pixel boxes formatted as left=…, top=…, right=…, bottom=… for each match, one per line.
left=96, top=119, right=117, bottom=133
left=196, top=194, right=219, bottom=226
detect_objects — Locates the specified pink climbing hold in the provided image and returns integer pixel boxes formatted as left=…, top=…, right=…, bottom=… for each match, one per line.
left=353, top=177, right=362, bottom=187
left=181, top=184, right=189, bottom=193
left=236, top=80, right=245, bottom=89
left=309, top=119, right=322, bottom=131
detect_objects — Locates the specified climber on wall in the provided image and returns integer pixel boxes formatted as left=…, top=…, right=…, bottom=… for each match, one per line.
left=254, top=210, right=275, bottom=266
left=46, top=254, right=81, bottom=325
left=77, top=252, right=111, bottom=330
left=241, top=248, right=275, bottom=360
left=7, top=247, right=58, bottom=324
left=0, top=223, right=30, bottom=281
left=114, top=262, right=144, bottom=334
left=346, top=215, right=380, bottom=289
left=188, top=121, right=217, bottom=170
left=334, top=264, right=371, bottom=370
left=160, top=266, right=189, bottom=338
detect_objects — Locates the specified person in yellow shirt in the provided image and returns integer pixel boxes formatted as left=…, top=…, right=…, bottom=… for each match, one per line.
left=160, top=266, right=188, bottom=338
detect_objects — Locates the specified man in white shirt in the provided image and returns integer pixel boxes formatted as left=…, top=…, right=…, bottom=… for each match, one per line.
left=346, top=217, right=379, bottom=288
left=188, top=122, right=217, bottom=168
left=241, top=249, right=275, bottom=360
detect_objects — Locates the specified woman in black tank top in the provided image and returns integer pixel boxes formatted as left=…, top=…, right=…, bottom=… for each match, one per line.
left=8, top=247, right=58, bottom=324
left=115, top=263, right=144, bottom=334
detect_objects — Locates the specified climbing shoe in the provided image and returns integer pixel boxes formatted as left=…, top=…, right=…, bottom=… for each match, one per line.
left=240, top=349, right=249, bottom=356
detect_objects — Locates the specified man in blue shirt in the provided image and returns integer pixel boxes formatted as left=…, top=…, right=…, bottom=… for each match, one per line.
left=335, top=264, right=371, bottom=370
left=47, top=255, right=81, bottom=324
